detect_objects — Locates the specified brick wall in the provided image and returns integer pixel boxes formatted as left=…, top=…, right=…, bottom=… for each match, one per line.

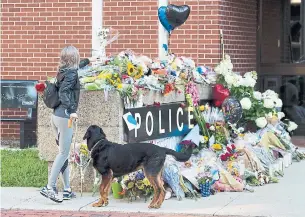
left=219, top=0, right=258, bottom=73
left=1, top=0, right=92, bottom=140
left=103, top=0, right=158, bottom=58
left=1, top=109, right=28, bottom=140
left=1, top=0, right=261, bottom=141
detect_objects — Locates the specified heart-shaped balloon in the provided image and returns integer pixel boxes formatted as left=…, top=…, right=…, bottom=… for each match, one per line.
left=127, top=114, right=137, bottom=125
left=166, top=4, right=191, bottom=29
left=158, top=6, right=173, bottom=33
left=213, top=84, right=230, bottom=107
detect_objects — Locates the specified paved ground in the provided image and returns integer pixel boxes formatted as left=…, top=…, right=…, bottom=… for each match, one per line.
left=0, top=209, right=245, bottom=217
left=1, top=160, right=305, bottom=217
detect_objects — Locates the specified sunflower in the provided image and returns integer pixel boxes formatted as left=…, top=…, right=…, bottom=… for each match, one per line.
left=134, top=66, right=144, bottom=79
left=127, top=62, right=135, bottom=76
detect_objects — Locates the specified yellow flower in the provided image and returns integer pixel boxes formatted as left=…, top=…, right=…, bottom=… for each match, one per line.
left=238, top=133, right=244, bottom=138
left=199, top=105, right=205, bottom=111
left=136, top=180, right=144, bottom=190
left=212, top=143, right=222, bottom=150
left=134, top=66, right=144, bottom=79
left=203, top=136, right=209, bottom=142
left=143, top=178, right=150, bottom=186
left=171, top=62, right=177, bottom=70
left=117, top=83, right=123, bottom=89
left=80, top=143, right=89, bottom=156
left=127, top=62, right=135, bottom=76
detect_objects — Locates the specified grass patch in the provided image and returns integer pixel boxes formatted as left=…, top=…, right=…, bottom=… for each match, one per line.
left=1, top=149, right=48, bottom=187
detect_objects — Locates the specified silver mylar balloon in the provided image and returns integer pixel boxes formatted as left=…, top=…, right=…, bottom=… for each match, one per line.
left=221, top=96, right=243, bottom=124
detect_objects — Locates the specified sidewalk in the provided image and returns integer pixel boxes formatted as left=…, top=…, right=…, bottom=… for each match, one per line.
left=1, top=161, right=305, bottom=217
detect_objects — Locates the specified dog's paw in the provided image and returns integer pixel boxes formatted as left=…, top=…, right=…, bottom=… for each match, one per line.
left=92, top=201, right=104, bottom=207
left=148, top=204, right=161, bottom=209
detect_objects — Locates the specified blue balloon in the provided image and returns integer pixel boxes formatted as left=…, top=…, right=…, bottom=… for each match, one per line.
left=158, top=6, right=173, bottom=34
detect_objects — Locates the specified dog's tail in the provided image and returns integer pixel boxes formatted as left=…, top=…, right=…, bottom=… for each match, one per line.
left=163, top=147, right=192, bottom=162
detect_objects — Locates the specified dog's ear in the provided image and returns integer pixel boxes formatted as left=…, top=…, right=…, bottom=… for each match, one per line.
left=83, top=129, right=91, bottom=140
left=100, top=128, right=106, bottom=138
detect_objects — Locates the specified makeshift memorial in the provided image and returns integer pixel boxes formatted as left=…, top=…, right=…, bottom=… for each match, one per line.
left=41, top=43, right=305, bottom=203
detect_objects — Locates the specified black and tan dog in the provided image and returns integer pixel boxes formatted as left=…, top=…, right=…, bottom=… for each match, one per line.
left=83, top=125, right=192, bottom=209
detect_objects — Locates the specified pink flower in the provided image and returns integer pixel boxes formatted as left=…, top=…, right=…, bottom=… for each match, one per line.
left=185, top=81, right=199, bottom=106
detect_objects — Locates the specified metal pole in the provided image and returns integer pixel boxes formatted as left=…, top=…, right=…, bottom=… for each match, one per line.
left=158, top=0, right=169, bottom=60
left=92, top=0, right=103, bottom=56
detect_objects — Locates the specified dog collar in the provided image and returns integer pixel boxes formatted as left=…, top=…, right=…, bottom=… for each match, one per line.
left=90, top=139, right=105, bottom=157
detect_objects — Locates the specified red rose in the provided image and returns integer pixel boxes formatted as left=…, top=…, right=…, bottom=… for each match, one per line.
left=231, top=144, right=236, bottom=150
left=153, top=102, right=161, bottom=107
left=35, top=83, right=45, bottom=92
left=220, top=154, right=227, bottom=161
left=206, top=123, right=210, bottom=129
left=226, top=146, right=232, bottom=153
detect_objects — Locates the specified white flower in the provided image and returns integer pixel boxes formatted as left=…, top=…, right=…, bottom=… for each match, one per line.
left=263, top=98, right=275, bottom=109
left=256, top=117, right=268, bottom=128
left=243, top=76, right=256, bottom=87
left=266, top=112, right=273, bottom=119
left=277, top=112, right=285, bottom=120
left=275, top=98, right=283, bottom=108
left=226, top=62, right=233, bottom=71
left=209, top=126, right=215, bottom=131
left=225, top=74, right=235, bottom=86
left=262, top=90, right=278, bottom=100
left=232, top=75, right=243, bottom=87
left=237, top=127, right=244, bottom=133
left=287, top=121, right=298, bottom=132
left=240, top=97, right=252, bottom=110
left=253, top=91, right=262, bottom=100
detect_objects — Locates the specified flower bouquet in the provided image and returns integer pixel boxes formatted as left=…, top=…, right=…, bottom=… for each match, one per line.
left=185, top=81, right=210, bottom=139
left=196, top=166, right=213, bottom=197
left=220, top=144, right=238, bottom=162
left=120, top=170, right=153, bottom=202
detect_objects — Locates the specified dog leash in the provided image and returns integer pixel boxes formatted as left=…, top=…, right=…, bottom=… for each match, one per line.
left=69, top=119, right=92, bottom=197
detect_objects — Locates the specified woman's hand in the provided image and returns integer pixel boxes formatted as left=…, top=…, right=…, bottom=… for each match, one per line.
left=70, top=113, right=78, bottom=120
left=89, top=56, right=99, bottom=62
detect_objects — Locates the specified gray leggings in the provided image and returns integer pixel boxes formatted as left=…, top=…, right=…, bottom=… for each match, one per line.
left=48, top=115, right=73, bottom=189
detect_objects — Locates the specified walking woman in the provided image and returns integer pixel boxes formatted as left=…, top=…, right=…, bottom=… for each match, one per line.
left=40, top=46, right=92, bottom=203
